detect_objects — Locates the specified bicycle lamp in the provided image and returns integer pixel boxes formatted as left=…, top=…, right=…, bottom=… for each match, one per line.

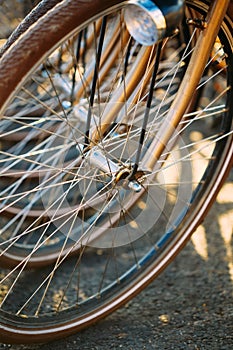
left=124, top=0, right=184, bottom=46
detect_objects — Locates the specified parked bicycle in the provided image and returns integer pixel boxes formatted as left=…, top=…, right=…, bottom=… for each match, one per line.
left=0, top=0, right=232, bottom=344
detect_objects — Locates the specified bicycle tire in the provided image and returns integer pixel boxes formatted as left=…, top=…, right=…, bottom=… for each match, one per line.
left=0, top=1, right=40, bottom=42
left=0, top=0, right=63, bottom=57
left=0, top=0, right=232, bottom=343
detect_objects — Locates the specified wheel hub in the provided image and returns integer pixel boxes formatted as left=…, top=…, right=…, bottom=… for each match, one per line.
left=84, top=146, right=143, bottom=192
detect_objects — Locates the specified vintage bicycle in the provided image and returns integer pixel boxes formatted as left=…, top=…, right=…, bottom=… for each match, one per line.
left=0, top=0, right=232, bottom=343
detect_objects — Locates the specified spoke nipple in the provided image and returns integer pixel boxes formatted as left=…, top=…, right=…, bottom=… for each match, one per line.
left=128, top=181, right=142, bottom=193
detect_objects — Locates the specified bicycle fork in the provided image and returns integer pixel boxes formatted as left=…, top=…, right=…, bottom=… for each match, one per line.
left=137, top=0, right=231, bottom=172
left=89, top=0, right=230, bottom=189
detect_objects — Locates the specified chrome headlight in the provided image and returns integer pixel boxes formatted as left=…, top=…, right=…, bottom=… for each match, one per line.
left=124, top=0, right=166, bottom=46
left=124, top=0, right=185, bottom=46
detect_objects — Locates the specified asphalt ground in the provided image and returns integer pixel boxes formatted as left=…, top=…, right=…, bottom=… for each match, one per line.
left=1, top=170, right=232, bottom=350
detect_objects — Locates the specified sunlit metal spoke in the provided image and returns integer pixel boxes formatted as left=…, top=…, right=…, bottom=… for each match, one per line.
left=13, top=189, right=119, bottom=315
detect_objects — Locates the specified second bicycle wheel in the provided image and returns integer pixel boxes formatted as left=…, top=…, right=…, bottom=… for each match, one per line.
left=0, top=0, right=232, bottom=343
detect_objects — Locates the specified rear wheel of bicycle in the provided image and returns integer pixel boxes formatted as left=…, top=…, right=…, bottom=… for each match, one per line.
left=0, top=0, right=232, bottom=343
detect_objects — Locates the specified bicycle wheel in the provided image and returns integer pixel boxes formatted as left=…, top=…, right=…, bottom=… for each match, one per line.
left=0, top=0, right=232, bottom=343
